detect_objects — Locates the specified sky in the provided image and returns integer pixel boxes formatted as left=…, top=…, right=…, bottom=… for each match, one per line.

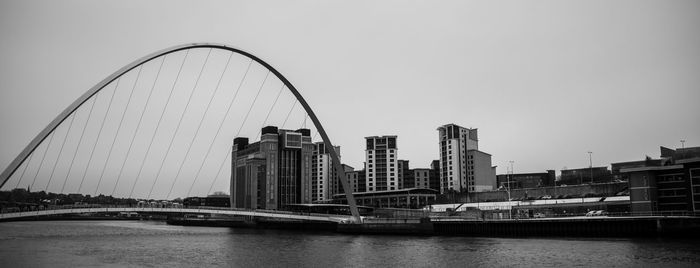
left=1, top=0, right=699, bottom=197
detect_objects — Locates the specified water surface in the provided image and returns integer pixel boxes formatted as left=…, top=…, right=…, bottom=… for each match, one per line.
left=0, top=221, right=698, bottom=267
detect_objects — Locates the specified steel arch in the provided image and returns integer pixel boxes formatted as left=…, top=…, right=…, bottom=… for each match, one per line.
left=0, top=43, right=361, bottom=221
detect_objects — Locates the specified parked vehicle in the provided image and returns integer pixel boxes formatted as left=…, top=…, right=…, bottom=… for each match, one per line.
left=586, top=210, right=607, bottom=217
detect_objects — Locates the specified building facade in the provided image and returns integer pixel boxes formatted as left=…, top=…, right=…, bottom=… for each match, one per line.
left=618, top=146, right=700, bottom=214
left=437, top=124, right=496, bottom=193
left=311, top=142, right=340, bottom=202
left=412, top=168, right=431, bottom=189
left=559, top=167, right=612, bottom=185
left=230, top=126, right=313, bottom=210
left=429, top=160, right=441, bottom=191
left=344, top=165, right=367, bottom=193
left=398, top=160, right=412, bottom=189
left=365, top=136, right=399, bottom=192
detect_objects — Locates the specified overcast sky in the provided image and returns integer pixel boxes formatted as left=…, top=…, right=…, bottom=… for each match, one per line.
left=1, top=1, right=699, bottom=197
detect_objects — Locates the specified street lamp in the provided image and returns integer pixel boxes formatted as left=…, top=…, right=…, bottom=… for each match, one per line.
left=508, top=161, right=514, bottom=219
left=588, top=151, right=593, bottom=184
left=681, top=139, right=686, bottom=149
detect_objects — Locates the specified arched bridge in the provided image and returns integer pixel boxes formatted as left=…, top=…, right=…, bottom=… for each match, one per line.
left=1, top=43, right=361, bottom=222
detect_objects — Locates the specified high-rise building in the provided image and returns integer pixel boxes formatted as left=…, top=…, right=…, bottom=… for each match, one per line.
left=437, top=123, right=496, bottom=193
left=230, top=126, right=313, bottom=210
left=365, top=136, right=398, bottom=192
left=311, top=142, right=340, bottom=202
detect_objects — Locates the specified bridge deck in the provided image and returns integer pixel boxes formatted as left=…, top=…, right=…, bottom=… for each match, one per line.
left=0, top=207, right=351, bottom=223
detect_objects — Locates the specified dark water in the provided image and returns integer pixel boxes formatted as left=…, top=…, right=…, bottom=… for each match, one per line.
left=0, top=221, right=699, bottom=267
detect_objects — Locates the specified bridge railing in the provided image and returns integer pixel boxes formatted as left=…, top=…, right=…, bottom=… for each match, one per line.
left=0, top=204, right=353, bottom=221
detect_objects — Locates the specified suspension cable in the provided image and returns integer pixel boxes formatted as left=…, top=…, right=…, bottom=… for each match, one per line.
left=115, top=55, right=165, bottom=198
left=60, top=94, right=99, bottom=193
left=281, top=100, right=298, bottom=129
left=108, top=56, right=164, bottom=198
left=129, top=49, right=189, bottom=199
left=143, top=49, right=212, bottom=199
left=13, top=150, right=35, bottom=190
left=90, top=63, right=141, bottom=196
left=256, top=84, right=285, bottom=139
left=188, top=58, right=253, bottom=196
left=166, top=52, right=233, bottom=199
left=45, top=112, right=77, bottom=191
left=29, top=131, right=55, bottom=190
left=76, top=80, right=118, bottom=194
left=206, top=150, right=231, bottom=196
left=235, top=70, right=270, bottom=138
left=146, top=48, right=213, bottom=199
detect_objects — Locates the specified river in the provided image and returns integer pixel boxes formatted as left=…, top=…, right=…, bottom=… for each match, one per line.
left=0, top=220, right=698, bottom=267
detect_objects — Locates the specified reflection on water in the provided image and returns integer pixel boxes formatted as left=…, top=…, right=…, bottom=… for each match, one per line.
left=0, top=221, right=699, bottom=267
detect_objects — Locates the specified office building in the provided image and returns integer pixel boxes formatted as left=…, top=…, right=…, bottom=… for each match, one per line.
left=437, top=123, right=496, bottom=193
left=230, top=126, right=313, bottom=210
left=365, top=136, right=399, bottom=192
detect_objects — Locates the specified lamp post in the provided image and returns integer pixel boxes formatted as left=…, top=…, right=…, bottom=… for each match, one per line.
left=588, top=151, right=593, bottom=184
left=681, top=139, right=686, bottom=149
left=508, top=161, right=514, bottom=219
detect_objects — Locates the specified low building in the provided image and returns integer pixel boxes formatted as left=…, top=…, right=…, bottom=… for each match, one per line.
left=183, top=195, right=231, bottom=207
left=559, top=167, right=612, bottom=185
left=496, top=170, right=556, bottom=189
left=412, top=168, right=431, bottom=189
left=343, top=165, right=367, bottom=194
left=332, top=188, right=438, bottom=209
left=618, top=146, right=700, bottom=214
